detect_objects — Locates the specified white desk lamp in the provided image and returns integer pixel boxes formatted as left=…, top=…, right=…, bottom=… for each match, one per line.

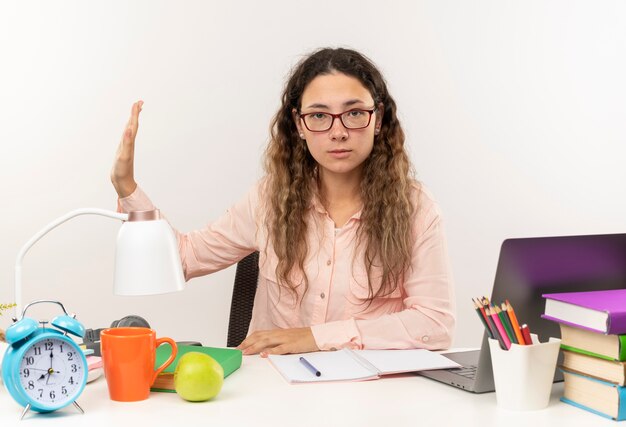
left=14, top=208, right=185, bottom=316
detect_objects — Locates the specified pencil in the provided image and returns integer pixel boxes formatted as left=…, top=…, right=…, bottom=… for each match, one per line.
left=488, top=307, right=511, bottom=350
left=481, top=300, right=499, bottom=337
left=472, top=298, right=494, bottom=339
left=499, top=303, right=520, bottom=345
left=484, top=306, right=507, bottom=350
left=495, top=305, right=518, bottom=345
left=480, top=297, right=508, bottom=349
left=521, top=324, right=533, bottom=345
left=504, top=300, right=526, bottom=345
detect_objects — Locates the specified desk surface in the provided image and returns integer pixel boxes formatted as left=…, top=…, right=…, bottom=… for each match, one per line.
left=0, top=355, right=617, bottom=427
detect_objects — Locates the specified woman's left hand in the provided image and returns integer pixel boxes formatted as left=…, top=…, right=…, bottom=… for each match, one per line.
left=237, top=327, right=319, bottom=356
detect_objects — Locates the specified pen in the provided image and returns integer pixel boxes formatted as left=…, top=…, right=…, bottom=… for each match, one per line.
left=299, top=357, right=321, bottom=377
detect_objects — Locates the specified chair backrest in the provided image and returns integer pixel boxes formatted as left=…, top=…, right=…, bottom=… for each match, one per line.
left=227, top=251, right=259, bottom=348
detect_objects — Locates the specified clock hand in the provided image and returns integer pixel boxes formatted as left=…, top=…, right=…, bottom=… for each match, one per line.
left=45, top=351, right=55, bottom=385
left=46, top=350, right=56, bottom=384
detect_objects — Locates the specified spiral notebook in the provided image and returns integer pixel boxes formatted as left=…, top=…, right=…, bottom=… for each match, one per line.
left=267, top=349, right=461, bottom=383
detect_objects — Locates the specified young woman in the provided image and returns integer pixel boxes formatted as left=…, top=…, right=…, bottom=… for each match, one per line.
left=112, top=48, right=455, bottom=356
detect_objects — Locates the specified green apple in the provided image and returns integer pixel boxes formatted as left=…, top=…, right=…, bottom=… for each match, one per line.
left=174, top=352, right=224, bottom=402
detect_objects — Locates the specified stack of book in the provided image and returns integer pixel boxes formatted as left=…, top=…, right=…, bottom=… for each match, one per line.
left=542, top=289, right=626, bottom=421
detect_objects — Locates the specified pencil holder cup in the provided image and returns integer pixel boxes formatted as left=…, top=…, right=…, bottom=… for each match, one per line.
left=488, top=334, right=561, bottom=411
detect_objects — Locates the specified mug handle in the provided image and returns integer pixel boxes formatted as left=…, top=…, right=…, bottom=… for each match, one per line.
left=151, top=337, right=178, bottom=385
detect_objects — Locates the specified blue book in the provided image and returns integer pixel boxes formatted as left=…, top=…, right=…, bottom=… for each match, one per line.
left=561, top=369, right=626, bottom=421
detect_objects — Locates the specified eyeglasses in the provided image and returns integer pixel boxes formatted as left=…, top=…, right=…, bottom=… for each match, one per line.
left=299, top=107, right=376, bottom=132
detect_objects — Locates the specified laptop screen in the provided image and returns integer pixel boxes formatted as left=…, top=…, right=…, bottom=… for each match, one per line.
left=490, top=233, right=626, bottom=343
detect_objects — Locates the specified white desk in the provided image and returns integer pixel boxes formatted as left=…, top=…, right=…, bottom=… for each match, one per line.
left=0, top=355, right=617, bottom=427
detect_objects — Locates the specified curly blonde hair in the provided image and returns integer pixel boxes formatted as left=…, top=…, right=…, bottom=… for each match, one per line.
left=264, top=48, right=415, bottom=303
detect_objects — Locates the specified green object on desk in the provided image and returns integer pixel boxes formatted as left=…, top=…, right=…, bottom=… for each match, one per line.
left=151, top=345, right=242, bottom=393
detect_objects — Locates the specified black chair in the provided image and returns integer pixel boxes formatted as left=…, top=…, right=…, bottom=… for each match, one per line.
left=227, top=251, right=260, bottom=347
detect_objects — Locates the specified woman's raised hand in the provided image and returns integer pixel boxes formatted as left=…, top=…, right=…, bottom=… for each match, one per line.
left=111, top=101, right=143, bottom=198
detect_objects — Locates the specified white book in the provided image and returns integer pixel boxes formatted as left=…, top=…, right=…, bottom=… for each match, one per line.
left=267, top=349, right=461, bottom=384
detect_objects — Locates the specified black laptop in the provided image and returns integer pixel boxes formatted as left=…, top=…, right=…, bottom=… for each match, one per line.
left=419, top=233, right=626, bottom=393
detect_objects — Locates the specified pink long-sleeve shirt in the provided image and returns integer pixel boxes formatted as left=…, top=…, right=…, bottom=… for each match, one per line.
left=118, top=180, right=455, bottom=351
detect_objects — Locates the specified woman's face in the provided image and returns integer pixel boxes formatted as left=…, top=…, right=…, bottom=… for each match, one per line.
left=296, top=72, right=381, bottom=180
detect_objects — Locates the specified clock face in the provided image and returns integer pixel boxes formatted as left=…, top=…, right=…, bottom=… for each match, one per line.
left=18, top=336, right=86, bottom=406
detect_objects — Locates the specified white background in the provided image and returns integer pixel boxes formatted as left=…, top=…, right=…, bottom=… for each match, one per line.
left=1, top=0, right=624, bottom=348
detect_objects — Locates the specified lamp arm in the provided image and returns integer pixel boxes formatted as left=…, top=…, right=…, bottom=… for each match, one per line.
left=14, top=208, right=129, bottom=316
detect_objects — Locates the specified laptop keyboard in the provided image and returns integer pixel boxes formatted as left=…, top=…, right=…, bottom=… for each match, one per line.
left=448, top=365, right=478, bottom=379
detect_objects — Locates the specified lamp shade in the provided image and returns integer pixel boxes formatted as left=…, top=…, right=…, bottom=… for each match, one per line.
left=114, top=211, right=185, bottom=295
left=13, top=207, right=186, bottom=317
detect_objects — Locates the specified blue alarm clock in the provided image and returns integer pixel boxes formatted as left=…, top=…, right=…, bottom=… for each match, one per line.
left=2, top=300, right=88, bottom=420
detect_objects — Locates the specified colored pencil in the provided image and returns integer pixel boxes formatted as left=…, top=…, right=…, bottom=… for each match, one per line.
left=482, top=305, right=499, bottom=338
left=478, top=296, right=509, bottom=350
left=488, top=307, right=511, bottom=349
left=521, top=324, right=533, bottom=345
left=504, top=300, right=526, bottom=345
left=495, top=305, right=518, bottom=345
left=498, top=302, right=519, bottom=345
left=472, top=298, right=494, bottom=339
left=485, top=307, right=507, bottom=350
left=479, top=297, right=508, bottom=349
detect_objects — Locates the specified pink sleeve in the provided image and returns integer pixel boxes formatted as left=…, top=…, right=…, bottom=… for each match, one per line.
left=117, top=186, right=156, bottom=213
left=311, top=192, right=456, bottom=351
left=117, top=184, right=261, bottom=281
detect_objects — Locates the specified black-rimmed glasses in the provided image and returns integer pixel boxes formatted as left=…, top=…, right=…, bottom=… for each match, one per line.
left=299, top=108, right=376, bottom=132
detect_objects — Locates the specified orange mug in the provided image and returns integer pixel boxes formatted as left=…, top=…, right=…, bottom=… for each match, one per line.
left=100, top=327, right=177, bottom=402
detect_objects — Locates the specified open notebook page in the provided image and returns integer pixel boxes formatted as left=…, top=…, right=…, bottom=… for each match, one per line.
left=268, top=349, right=379, bottom=383
left=354, top=349, right=461, bottom=375
left=268, top=348, right=461, bottom=383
